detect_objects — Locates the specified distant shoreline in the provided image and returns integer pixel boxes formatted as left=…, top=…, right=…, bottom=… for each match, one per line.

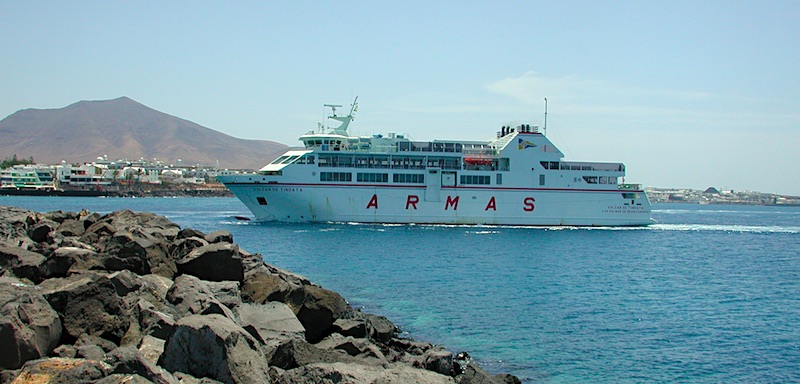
left=659, top=201, right=800, bottom=207
left=0, top=184, right=234, bottom=198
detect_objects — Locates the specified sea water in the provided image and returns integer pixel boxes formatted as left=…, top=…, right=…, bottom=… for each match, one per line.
left=3, top=196, right=799, bottom=383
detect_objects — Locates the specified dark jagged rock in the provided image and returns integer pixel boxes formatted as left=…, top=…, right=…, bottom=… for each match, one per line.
left=75, top=333, right=119, bottom=353
left=98, top=210, right=181, bottom=238
left=0, top=276, right=62, bottom=369
left=331, top=318, right=370, bottom=339
left=203, top=280, right=241, bottom=310
left=270, top=362, right=455, bottom=384
left=101, top=231, right=176, bottom=278
left=131, top=233, right=175, bottom=279
left=268, top=338, right=364, bottom=370
left=168, top=236, right=208, bottom=261
left=12, top=357, right=111, bottom=383
left=81, top=211, right=102, bottom=230
left=204, top=230, right=233, bottom=244
left=423, top=348, right=454, bottom=376
left=139, top=274, right=173, bottom=302
left=0, top=205, right=521, bottom=383
left=159, top=314, right=270, bottom=384
left=243, top=266, right=344, bottom=342
left=137, top=299, right=176, bottom=340
left=288, top=285, right=348, bottom=343
left=55, top=219, right=86, bottom=238
left=176, top=228, right=205, bottom=240
left=38, top=273, right=129, bottom=344
left=236, top=302, right=305, bottom=344
left=391, top=338, right=437, bottom=356
left=459, top=361, right=521, bottom=384
left=41, top=210, right=78, bottom=224
left=28, top=219, right=57, bottom=243
left=0, top=206, right=36, bottom=241
left=76, top=343, right=106, bottom=360
left=96, top=373, right=157, bottom=384
left=0, top=245, right=45, bottom=283
left=39, top=250, right=76, bottom=279
left=315, top=334, right=387, bottom=362
left=137, top=335, right=166, bottom=365
left=365, top=313, right=400, bottom=343
left=176, top=242, right=243, bottom=283
left=101, top=232, right=152, bottom=275
left=52, top=344, right=78, bottom=358
left=165, top=274, right=235, bottom=320
left=82, top=220, right=117, bottom=244
left=53, top=246, right=103, bottom=273
left=241, top=265, right=295, bottom=304
left=109, top=270, right=144, bottom=297
left=104, top=346, right=179, bottom=384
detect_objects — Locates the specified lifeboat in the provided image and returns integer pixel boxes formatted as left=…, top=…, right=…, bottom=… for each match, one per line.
left=464, top=157, right=493, bottom=165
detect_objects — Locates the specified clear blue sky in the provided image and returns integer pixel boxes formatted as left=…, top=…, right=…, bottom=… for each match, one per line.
left=2, top=1, right=798, bottom=195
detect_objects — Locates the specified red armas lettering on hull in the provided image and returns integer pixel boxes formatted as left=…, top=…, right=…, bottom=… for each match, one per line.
left=362, top=195, right=537, bottom=214
left=523, top=197, right=536, bottom=212
left=366, top=194, right=379, bottom=209
left=485, top=196, right=497, bottom=211
left=444, top=196, right=460, bottom=210
left=406, top=195, right=419, bottom=210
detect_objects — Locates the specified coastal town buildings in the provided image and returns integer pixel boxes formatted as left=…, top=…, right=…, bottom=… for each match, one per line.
left=1, top=156, right=235, bottom=193
left=646, top=187, right=800, bottom=206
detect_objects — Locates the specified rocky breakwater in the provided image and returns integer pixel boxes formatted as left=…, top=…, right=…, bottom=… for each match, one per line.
left=0, top=206, right=520, bottom=384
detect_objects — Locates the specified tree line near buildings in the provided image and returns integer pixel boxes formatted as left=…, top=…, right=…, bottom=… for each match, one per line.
left=0, top=154, right=35, bottom=169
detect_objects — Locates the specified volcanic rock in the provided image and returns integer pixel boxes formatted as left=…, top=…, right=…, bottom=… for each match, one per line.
left=0, top=245, right=45, bottom=283
left=165, top=274, right=235, bottom=320
left=176, top=242, right=243, bottom=283
left=0, top=205, right=521, bottom=383
left=0, top=276, right=62, bottom=369
left=158, top=314, right=270, bottom=384
left=38, top=273, right=129, bottom=344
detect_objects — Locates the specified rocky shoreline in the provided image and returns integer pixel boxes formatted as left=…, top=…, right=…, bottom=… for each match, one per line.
left=0, top=206, right=520, bottom=383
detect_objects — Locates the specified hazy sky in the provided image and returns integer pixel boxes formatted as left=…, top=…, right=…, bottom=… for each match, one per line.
left=2, top=1, right=798, bottom=195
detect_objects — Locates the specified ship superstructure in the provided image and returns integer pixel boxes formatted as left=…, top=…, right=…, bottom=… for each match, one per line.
left=217, top=98, right=653, bottom=226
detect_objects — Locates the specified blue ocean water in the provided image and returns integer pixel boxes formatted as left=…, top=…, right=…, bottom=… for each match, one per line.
left=3, top=196, right=799, bottom=383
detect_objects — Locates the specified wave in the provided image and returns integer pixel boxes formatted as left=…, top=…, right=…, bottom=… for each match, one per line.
left=243, top=220, right=799, bottom=235
left=649, top=223, right=799, bottom=234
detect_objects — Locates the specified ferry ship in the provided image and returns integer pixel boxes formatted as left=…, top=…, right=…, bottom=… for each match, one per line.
left=217, top=98, right=653, bottom=226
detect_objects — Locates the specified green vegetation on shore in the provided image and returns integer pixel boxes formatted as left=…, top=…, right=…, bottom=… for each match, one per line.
left=0, top=154, right=35, bottom=169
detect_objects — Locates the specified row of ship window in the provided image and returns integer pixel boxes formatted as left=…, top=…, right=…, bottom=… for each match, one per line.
left=320, top=172, right=426, bottom=183
left=272, top=154, right=510, bottom=171
left=319, top=172, right=617, bottom=186
left=318, top=155, right=462, bottom=170
left=319, top=172, right=492, bottom=185
left=277, top=156, right=621, bottom=173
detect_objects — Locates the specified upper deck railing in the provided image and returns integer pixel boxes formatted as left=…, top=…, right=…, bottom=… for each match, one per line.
left=540, top=161, right=625, bottom=172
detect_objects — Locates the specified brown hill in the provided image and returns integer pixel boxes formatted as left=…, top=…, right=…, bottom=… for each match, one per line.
left=0, top=97, right=288, bottom=170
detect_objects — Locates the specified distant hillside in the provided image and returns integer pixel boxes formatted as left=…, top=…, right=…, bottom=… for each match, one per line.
left=0, top=97, right=288, bottom=170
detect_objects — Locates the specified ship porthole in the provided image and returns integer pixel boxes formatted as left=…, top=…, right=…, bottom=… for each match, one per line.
left=312, top=172, right=317, bottom=176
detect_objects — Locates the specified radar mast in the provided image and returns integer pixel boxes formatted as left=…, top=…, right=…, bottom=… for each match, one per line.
left=327, top=96, right=358, bottom=135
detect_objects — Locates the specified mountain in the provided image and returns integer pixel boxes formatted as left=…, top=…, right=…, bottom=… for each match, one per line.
left=0, top=97, right=288, bottom=170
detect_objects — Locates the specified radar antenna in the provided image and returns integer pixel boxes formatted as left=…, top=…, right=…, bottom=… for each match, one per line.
left=326, top=96, right=358, bottom=135
left=323, top=104, right=342, bottom=117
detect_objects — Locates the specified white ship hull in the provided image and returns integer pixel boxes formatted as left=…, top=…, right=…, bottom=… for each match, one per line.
left=221, top=182, right=652, bottom=226
left=218, top=98, right=654, bottom=226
